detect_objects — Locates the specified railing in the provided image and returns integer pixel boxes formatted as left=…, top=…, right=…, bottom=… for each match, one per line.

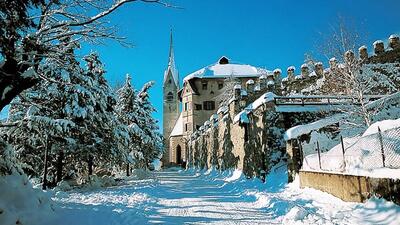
left=274, top=95, right=385, bottom=106
left=301, top=127, right=400, bottom=173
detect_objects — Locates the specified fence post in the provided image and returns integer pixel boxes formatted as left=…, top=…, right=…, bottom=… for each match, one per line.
left=378, top=127, right=386, bottom=167
left=340, top=135, right=346, bottom=169
left=316, top=141, right=322, bottom=170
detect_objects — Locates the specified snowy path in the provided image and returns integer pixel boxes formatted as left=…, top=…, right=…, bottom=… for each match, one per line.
left=46, top=168, right=400, bottom=225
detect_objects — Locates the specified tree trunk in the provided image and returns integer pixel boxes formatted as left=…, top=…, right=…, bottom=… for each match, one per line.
left=126, top=163, right=130, bottom=177
left=88, top=155, right=93, bottom=176
left=0, top=59, right=38, bottom=111
left=42, top=142, right=49, bottom=190
left=56, top=151, right=64, bottom=183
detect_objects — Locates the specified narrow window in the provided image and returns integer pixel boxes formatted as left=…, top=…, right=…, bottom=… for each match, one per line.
left=202, top=81, right=208, bottom=90
left=184, top=102, right=188, bottom=111
left=218, top=82, right=223, bottom=89
left=166, top=92, right=173, bottom=101
left=185, top=123, right=188, bottom=132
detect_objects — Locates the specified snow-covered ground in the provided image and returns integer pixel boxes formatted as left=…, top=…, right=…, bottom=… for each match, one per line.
left=45, top=166, right=400, bottom=225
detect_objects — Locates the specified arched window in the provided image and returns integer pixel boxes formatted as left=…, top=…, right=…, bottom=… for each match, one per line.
left=166, top=92, right=173, bottom=101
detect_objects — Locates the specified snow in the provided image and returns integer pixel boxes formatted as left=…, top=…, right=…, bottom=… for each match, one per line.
left=234, top=84, right=241, bottom=89
left=302, top=118, right=400, bottom=179
left=373, top=40, right=384, bottom=46
left=284, top=114, right=345, bottom=140
left=245, top=92, right=275, bottom=110
left=273, top=68, right=282, bottom=74
left=184, top=60, right=269, bottom=81
left=390, top=34, right=399, bottom=39
left=359, top=45, right=367, bottom=51
left=233, top=92, right=277, bottom=123
left=170, top=113, right=183, bottom=137
left=362, top=118, right=400, bottom=137
left=287, top=66, right=296, bottom=71
left=217, top=105, right=228, bottom=114
left=0, top=174, right=54, bottom=225
left=224, top=169, right=243, bottom=182
left=275, top=105, right=336, bottom=113
left=246, top=79, right=254, bottom=85
left=44, top=165, right=400, bottom=225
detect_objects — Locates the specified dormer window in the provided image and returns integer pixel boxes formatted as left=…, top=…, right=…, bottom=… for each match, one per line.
left=168, top=79, right=172, bottom=84
left=218, top=56, right=229, bottom=64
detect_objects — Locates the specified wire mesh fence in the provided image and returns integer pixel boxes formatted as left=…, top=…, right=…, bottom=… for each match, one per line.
left=302, top=127, right=400, bottom=173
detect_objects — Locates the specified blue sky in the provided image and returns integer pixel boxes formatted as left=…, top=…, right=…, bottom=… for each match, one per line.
left=86, top=0, right=400, bottom=131
left=2, top=0, right=400, bottom=128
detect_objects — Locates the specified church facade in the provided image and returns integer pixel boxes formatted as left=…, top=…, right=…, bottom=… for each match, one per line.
left=162, top=33, right=269, bottom=166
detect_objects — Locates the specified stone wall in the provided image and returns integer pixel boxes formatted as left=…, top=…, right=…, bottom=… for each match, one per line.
left=300, top=171, right=400, bottom=204
left=186, top=34, right=400, bottom=179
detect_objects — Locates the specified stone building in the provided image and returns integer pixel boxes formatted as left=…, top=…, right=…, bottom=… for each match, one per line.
left=162, top=50, right=270, bottom=165
left=184, top=34, right=400, bottom=180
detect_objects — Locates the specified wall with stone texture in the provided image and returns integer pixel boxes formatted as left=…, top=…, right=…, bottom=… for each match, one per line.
left=186, top=34, right=400, bottom=179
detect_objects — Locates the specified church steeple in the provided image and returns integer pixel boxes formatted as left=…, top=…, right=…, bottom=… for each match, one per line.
left=164, top=29, right=179, bottom=88
left=162, top=29, right=181, bottom=166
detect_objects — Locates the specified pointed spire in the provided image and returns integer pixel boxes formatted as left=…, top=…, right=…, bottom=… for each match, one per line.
left=169, top=28, right=174, bottom=61
left=164, top=28, right=179, bottom=87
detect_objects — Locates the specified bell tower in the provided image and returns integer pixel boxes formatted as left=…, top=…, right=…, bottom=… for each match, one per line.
left=162, top=30, right=180, bottom=166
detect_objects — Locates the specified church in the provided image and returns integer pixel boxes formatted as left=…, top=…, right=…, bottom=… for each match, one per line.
left=162, top=32, right=269, bottom=166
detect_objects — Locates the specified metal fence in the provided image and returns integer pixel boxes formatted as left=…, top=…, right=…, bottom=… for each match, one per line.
left=302, top=127, right=400, bottom=173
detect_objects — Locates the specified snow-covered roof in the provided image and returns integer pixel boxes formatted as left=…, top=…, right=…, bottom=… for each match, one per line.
left=184, top=57, right=270, bottom=81
left=284, top=114, right=345, bottom=140
left=170, top=113, right=183, bottom=137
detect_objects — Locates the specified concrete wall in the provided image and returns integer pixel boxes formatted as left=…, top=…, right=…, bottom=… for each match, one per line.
left=300, top=171, right=400, bottom=204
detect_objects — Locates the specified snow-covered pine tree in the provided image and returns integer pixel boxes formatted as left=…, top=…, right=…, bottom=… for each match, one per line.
left=4, top=50, right=130, bottom=187
left=115, top=74, right=141, bottom=176
left=70, top=52, right=128, bottom=178
left=136, top=81, right=163, bottom=169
